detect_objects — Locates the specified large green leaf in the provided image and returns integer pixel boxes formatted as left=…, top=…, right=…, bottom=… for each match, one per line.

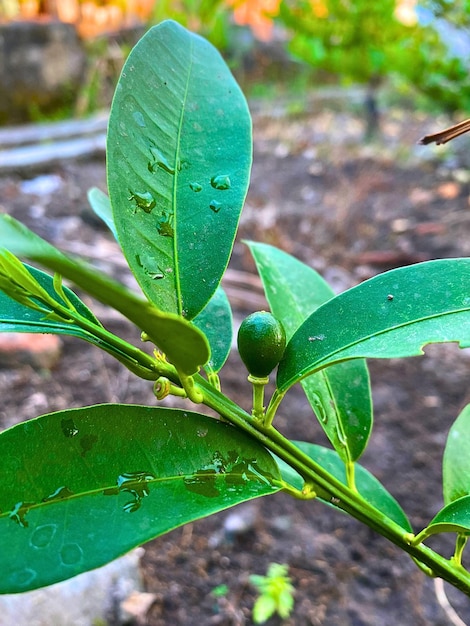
left=193, top=286, right=233, bottom=374
left=0, top=215, right=209, bottom=375
left=247, top=242, right=372, bottom=462
left=277, top=259, right=470, bottom=392
left=0, top=404, right=280, bottom=593
left=275, top=441, right=412, bottom=531
left=107, top=20, right=252, bottom=319
left=443, top=404, right=470, bottom=504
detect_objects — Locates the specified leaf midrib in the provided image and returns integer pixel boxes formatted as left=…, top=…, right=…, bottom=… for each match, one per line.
left=172, top=35, right=194, bottom=316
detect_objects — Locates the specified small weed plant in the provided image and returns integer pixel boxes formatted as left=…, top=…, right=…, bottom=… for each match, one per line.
left=250, top=563, right=295, bottom=623
left=0, top=21, right=470, bottom=606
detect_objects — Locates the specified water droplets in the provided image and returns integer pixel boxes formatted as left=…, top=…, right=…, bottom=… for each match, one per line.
left=210, top=174, right=231, bottom=190
left=10, top=568, right=36, bottom=588
left=30, top=523, right=57, bottom=549
left=9, top=501, right=34, bottom=528
left=156, top=212, right=175, bottom=237
left=60, top=543, right=83, bottom=565
left=210, top=200, right=222, bottom=213
left=61, top=417, right=78, bottom=438
left=190, top=182, right=203, bottom=192
left=128, top=190, right=156, bottom=213
left=183, top=451, right=275, bottom=498
left=133, top=110, right=146, bottom=127
left=104, top=471, right=156, bottom=513
left=42, top=486, right=74, bottom=503
left=308, top=334, right=325, bottom=342
left=311, top=393, right=328, bottom=424
left=335, top=426, right=347, bottom=448
left=148, top=145, right=175, bottom=175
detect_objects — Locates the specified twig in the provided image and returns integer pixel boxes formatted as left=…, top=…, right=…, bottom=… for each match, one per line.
left=434, top=577, right=468, bottom=626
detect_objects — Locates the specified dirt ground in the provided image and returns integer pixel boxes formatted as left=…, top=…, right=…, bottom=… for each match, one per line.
left=1, top=101, right=470, bottom=625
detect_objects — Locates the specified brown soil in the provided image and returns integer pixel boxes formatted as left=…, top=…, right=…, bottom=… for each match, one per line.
left=1, top=103, right=470, bottom=625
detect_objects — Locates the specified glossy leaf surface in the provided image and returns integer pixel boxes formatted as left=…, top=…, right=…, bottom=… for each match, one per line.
left=107, top=20, right=252, bottom=319
left=278, top=259, right=470, bottom=392
left=423, top=495, right=470, bottom=537
left=443, top=404, right=470, bottom=504
left=276, top=441, right=412, bottom=531
left=0, top=404, right=280, bottom=593
left=248, top=242, right=372, bottom=462
left=87, top=187, right=117, bottom=239
left=193, top=286, right=233, bottom=373
left=0, top=215, right=209, bottom=374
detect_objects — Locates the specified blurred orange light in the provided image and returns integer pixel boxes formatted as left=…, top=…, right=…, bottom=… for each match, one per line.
left=310, top=0, right=328, bottom=18
left=228, top=0, right=281, bottom=41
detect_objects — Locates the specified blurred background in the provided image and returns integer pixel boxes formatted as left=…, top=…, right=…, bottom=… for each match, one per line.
left=1, top=3, right=470, bottom=625
left=0, top=0, right=469, bottom=124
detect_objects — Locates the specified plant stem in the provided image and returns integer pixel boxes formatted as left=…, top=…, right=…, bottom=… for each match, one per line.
left=194, top=373, right=470, bottom=596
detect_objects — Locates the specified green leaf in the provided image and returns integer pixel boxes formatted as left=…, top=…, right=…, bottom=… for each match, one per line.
left=276, top=441, right=412, bottom=531
left=0, top=215, right=209, bottom=375
left=443, top=404, right=470, bottom=504
left=107, top=20, right=252, bottom=319
left=277, top=259, right=470, bottom=392
left=87, top=187, right=117, bottom=239
left=0, top=262, right=101, bottom=338
left=422, top=496, right=470, bottom=537
left=247, top=241, right=372, bottom=462
left=193, top=286, right=233, bottom=373
left=0, top=404, right=280, bottom=593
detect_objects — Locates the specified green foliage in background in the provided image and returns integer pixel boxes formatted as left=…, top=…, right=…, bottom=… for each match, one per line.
left=278, top=0, right=470, bottom=111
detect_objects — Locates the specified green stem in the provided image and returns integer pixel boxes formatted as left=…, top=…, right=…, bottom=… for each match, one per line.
left=48, top=300, right=166, bottom=380
left=248, top=374, right=269, bottom=422
left=192, top=373, right=470, bottom=596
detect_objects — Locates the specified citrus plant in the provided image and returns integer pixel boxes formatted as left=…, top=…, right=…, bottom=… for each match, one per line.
left=0, top=20, right=470, bottom=601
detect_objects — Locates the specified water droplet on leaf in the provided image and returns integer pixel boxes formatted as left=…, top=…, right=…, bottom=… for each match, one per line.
left=30, top=523, right=57, bottom=548
left=210, top=200, right=222, bottom=213
left=133, top=111, right=146, bottom=127
left=148, top=146, right=175, bottom=174
left=210, top=174, right=231, bottom=190
left=42, top=486, right=74, bottom=502
left=9, top=501, right=34, bottom=528
left=104, top=471, right=156, bottom=513
left=10, top=568, right=36, bottom=587
left=61, top=418, right=78, bottom=438
left=190, top=182, right=203, bottom=192
left=311, top=393, right=328, bottom=424
left=80, top=434, right=98, bottom=457
left=156, top=212, right=174, bottom=237
left=60, top=543, right=83, bottom=565
left=129, top=190, right=156, bottom=213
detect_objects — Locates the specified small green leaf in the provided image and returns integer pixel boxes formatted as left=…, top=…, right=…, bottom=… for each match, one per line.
left=0, top=214, right=209, bottom=375
left=252, top=595, right=277, bottom=624
left=0, top=261, right=101, bottom=337
left=193, top=286, right=233, bottom=373
left=422, top=496, right=470, bottom=537
left=277, top=259, right=470, bottom=392
left=443, top=404, right=470, bottom=504
left=247, top=241, right=372, bottom=462
left=107, top=20, right=252, bottom=319
left=276, top=441, right=412, bottom=531
left=0, top=404, right=281, bottom=593
left=87, top=187, right=117, bottom=239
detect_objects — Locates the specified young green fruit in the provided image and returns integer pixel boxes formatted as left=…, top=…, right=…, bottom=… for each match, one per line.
left=237, top=311, right=286, bottom=378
